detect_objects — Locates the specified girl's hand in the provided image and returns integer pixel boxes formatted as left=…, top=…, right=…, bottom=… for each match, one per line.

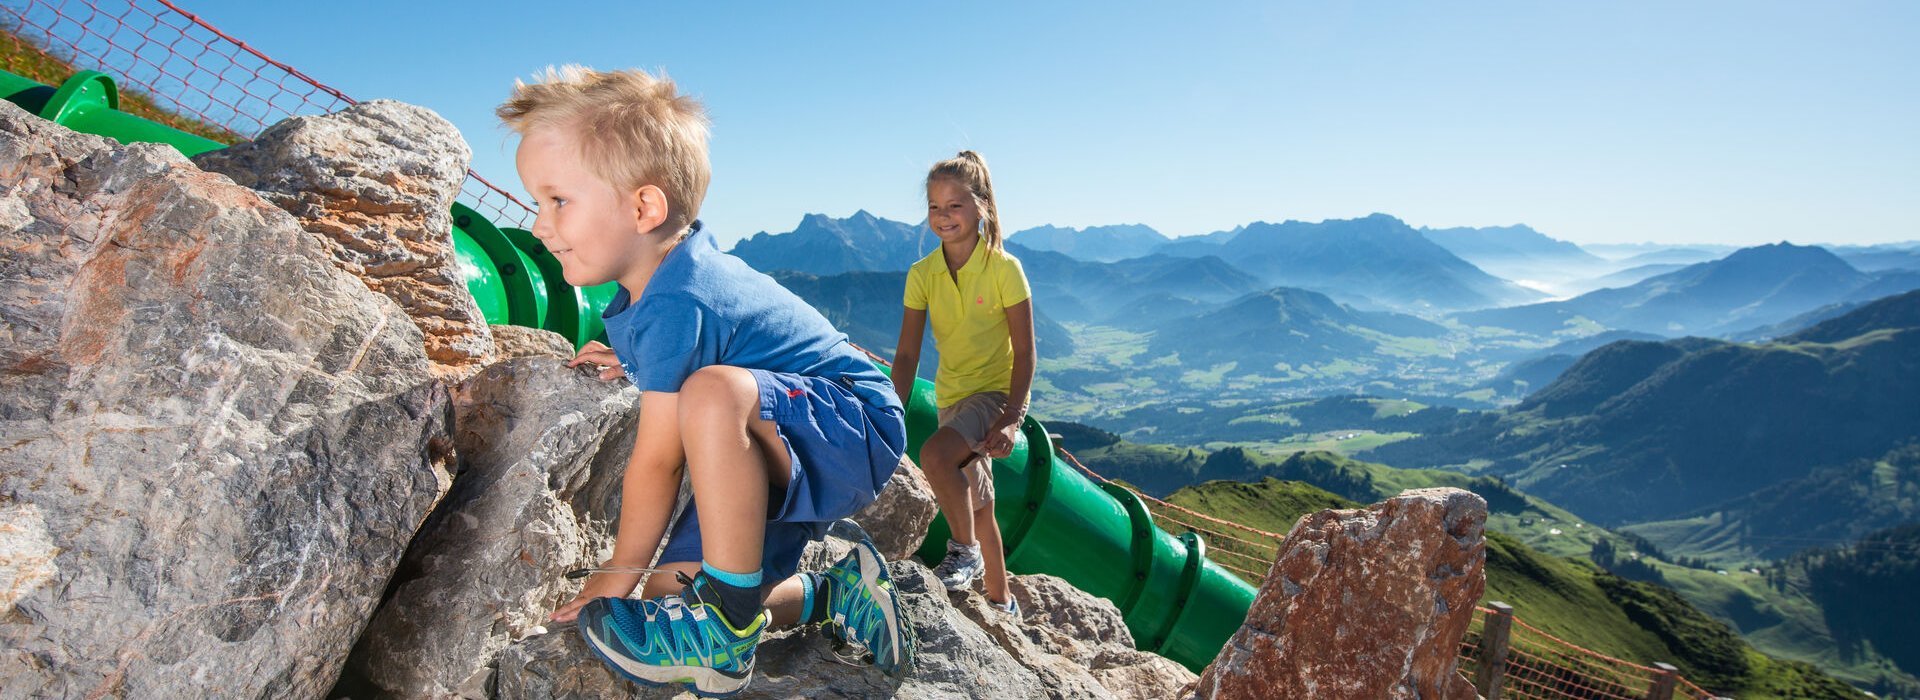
left=549, top=569, right=643, bottom=623
left=984, top=412, right=1022, bottom=458
left=566, top=341, right=625, bottom=382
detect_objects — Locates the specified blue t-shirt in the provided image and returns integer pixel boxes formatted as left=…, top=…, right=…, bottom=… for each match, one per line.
left=601, top=222, right=901, bottom=414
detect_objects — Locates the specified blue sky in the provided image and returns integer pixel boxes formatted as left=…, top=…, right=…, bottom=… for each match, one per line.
left=134, top=1, right=1916, bottom=248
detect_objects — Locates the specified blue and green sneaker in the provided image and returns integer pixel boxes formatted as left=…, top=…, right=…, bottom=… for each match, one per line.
left=575, top=574, right=768, bottom=698
left=820, top=522, right=916, bottom=678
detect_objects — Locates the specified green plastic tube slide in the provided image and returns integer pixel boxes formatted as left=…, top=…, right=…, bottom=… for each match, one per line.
left=4, top=64, right=1259, bottom=674
left=904, top=372, right=1258, bottom=672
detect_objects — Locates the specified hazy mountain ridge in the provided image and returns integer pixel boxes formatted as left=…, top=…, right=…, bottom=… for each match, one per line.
left=1370, top=290, right=1920, bottom=526
left=1008, top=223, right=1169, bottom=262
left=1456, top=243, right=1915, bottom=337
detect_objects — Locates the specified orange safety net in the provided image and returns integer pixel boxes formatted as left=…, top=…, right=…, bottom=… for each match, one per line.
left=1, top=0, right=534, bottom=228
left=1458, top=606, right=1724, bottom=699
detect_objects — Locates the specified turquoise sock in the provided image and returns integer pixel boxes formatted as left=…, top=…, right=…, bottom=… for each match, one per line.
left=698, top=562, right=764, bottom=628
left=701, top=562, right=764, bottom=588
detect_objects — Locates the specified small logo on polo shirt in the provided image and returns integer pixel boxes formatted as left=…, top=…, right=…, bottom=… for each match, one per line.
left=975, top=296, right=984, bottom=305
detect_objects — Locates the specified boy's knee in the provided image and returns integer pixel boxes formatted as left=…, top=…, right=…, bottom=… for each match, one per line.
left=678, top=366, right=755, bottom=420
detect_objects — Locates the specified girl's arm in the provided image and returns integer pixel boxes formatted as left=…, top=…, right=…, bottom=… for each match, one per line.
left=985, top=300, right=1035, bottom=458
left=892, top=307, right=928, bottom=407
left=549, top=390, right=685, bottom=623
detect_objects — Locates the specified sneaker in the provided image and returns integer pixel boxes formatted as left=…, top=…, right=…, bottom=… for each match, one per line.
left=820, top=522, right=916, bottom=678
left=575, top=574, right=767, bottom=698
left=993, top=595, right=1021, bottom=617
left=932, top=539, right=984, bottom=590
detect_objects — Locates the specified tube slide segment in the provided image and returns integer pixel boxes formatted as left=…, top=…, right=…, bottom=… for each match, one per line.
left=4, top=65, right=1260, bottom=672
left=904, top=377, right=1257, bottom=672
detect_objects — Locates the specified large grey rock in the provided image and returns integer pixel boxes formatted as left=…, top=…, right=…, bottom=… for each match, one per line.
left=193, top=99, right=491, bottom=382
left=852, top=457, right=937, bottom=562
left=490, top=324, right=576, bottom=362
left=1193, top=488, right=1487, bottom=700
left=0, top=100, right=452, bottom=698
left=999, top=575, right=1195, bottom=700
left=340, top=358, right=641, bottom=698
left=493, top=560, right=1049, bottom=699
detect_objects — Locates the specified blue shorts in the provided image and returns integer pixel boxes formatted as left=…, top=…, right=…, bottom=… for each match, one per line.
left=657, top=369, right=907, bottom=586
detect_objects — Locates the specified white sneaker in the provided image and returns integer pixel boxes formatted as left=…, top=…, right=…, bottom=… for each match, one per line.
left=993, top=596, right=1020, bottom=617
left=932, top=540, right=984, bottom=590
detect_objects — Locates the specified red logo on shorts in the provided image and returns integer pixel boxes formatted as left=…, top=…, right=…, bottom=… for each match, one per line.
left=787, top=388, right=805, bottom=398
left=975, top=296, right=984, bottom=305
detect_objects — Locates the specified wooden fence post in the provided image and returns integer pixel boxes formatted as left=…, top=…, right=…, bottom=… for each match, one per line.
left=1474, top=601, right=1516, bottom=700
left=1648, top=662, right=1679, bottom=700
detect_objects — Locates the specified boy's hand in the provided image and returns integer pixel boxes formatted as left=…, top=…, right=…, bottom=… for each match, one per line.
left=567, top=341, right=625, bottom=382
left=549, top=569, right=643, bottom=623
left=984, top=412, right=1022, bottom=459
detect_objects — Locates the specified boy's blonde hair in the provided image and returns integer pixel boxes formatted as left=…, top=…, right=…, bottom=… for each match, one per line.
left=498, top=65, right=711, bottom=234
left=927, top=150, right=1003, bottom=251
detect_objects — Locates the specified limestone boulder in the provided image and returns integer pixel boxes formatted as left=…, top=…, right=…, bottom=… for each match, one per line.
left=193, top=99, right=491, bottom=382
left=1193, top=487, right=1488, bottom=700
left=491, top=324, right=576, bottom=362
left=0, top=100, right=452, bottom=698
left=493, top=560, right=1051, bottom=700
left=853, top=457, right=937, bottom=561
left=338, top=358, right=641, bottom=698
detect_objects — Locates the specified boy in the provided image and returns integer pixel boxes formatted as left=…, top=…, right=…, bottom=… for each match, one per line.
left=498, top=66, right=912, bottom=697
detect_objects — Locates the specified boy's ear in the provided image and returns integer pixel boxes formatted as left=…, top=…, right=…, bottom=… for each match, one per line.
left=630, top=185, right=671, bottom=235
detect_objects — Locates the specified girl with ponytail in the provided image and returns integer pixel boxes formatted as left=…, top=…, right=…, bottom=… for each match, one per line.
left=891, top=150, right=1035, bottom=614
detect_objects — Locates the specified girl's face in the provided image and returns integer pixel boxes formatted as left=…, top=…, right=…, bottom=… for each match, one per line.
left=927, top=178, right=982, bottom=245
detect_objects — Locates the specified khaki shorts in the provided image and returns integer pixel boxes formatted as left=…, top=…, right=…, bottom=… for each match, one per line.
left=936, top=391, right=1008, bottom=506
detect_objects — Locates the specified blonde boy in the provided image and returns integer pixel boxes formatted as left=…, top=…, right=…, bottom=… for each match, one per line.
left=499, top=66, right=911, bottom=697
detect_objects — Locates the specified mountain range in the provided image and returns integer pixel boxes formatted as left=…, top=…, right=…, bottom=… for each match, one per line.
left=1456, top=243, right=1920, bottom=337
left=1370, top=289, right=1920, bottom=527
left=1007, top=223, right=1168, bottom=262
left=730, top=210, right=935, bottom=275
left=1420, top=224, right=1613, bottom=294
left=1151, top=214, right=1546, bottom=311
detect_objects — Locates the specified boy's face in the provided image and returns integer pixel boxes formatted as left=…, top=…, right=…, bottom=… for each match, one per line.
left=927, top=178, right=982, bottom=246
left=516, top=125, right=649, bottom=288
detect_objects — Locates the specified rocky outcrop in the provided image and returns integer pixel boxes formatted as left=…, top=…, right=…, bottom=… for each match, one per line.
left=491, top=324, right=576, bottom=362
left=955, top=574, right=1197, bottom=700
left=1193, top=487, right=1488, bottom=700
left=339, top=358, right=640, bottom=698
left=193, top=99, right=491, bottom=382
left=495, top=558, right=1051, bottom=700
left=0, top=100, right=453, bottom=698
left=493, top=533, right=1192, bottom=700
left=853, top=457, right=937, bottom=562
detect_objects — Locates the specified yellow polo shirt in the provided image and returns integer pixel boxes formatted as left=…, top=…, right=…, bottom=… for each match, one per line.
left=903, top=243, right=1031, bottom=408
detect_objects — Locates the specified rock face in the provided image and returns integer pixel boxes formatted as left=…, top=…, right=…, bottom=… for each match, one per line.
left=493, top=530, right=1193, bottom=700
left=193, top=99, right=491, bottom=382
left=956, top=574, right=1197, bottom=700
left=490, top=324, right=576, bottom=362
left=853, top=457, right=937, bottom=562
left=339, top=358, right=640, bottom=698
left=494, top=559, right=1052, bottom=700
left=1193, top=487, right=1488, bottom=700
left=0, top=100, right=453, bottom=698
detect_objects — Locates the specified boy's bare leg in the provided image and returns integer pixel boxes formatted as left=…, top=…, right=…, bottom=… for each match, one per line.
left=643, top=562, right=809, bottom=627
left=919, top=428, right=976, bottom=546
left=677, top=366, right=792, bottom=577
left=973, top=502, right=1009, bottom=604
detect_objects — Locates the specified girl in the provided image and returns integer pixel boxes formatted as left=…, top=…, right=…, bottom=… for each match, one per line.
left=891, top=150, right=1034, bottom=614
